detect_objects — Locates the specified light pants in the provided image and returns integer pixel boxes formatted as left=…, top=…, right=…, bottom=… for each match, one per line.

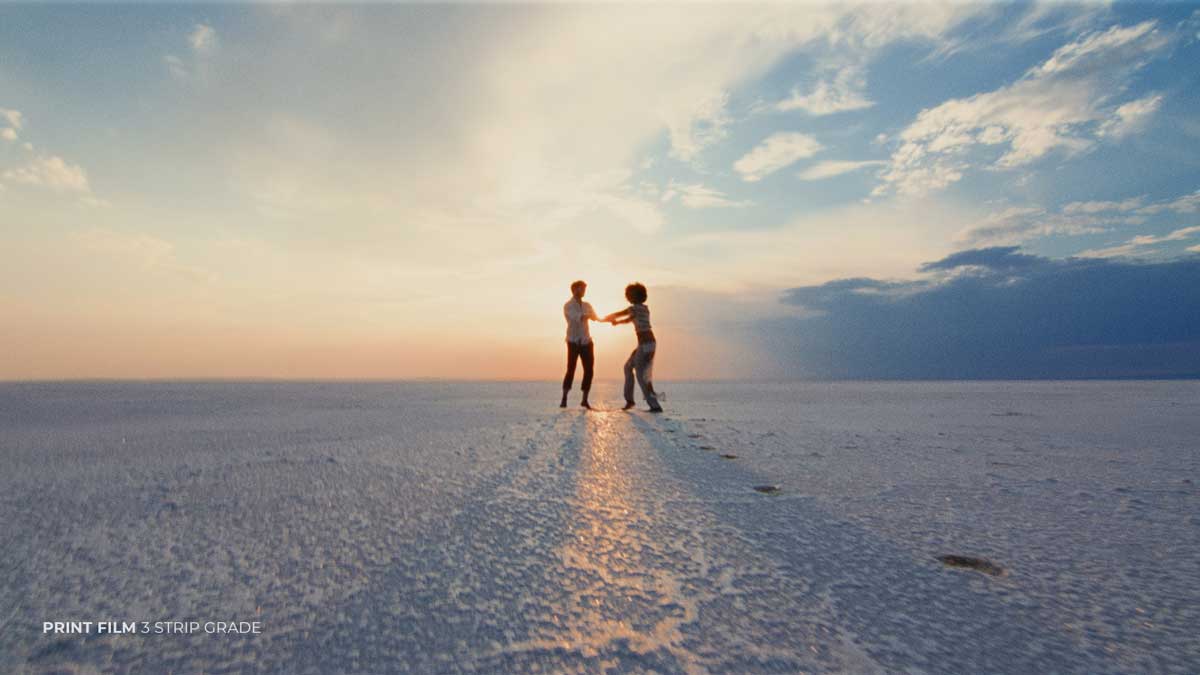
left=623, top=342, right=659, bottom=408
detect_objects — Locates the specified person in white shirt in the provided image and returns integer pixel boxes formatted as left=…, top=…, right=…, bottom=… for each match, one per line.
left=562, top=280, right=599, bottom=409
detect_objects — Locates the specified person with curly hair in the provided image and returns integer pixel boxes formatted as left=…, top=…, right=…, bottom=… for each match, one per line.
left=603, top=282, right=663, bottom=413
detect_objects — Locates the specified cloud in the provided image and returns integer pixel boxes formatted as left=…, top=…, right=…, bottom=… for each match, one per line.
left=959, top=187, right=1200, bottom=248
left=1031, top=20, right=1164, bottom=75
left=3, top=155, right=90, bottom=192
left=1004, top=1, right=1111, bottom=44
left=189, top=23, right=217, bottom=53
left=1098, top=93, right=1163, bottom=139
left=664, top=91, right=731, bottom=164
left=1078, top=225, right=1200, bottom=258
left=955, top=206, right=1118, bottom=247
left=918, top=245, right=1044, bottom=272
left=770, top=250, right=1200, bottom=378
left=1062, top=196, right=1145, bottom=214
left=1057, top=189, right=1200, bottom=218
left=797, top=159, right=885, bottom=181
left=662, top=181, right=749, bottom=209
left=0, top=108, right=22, bottom=142
left=0, top=108, right=22, bottom=130
left=164, top=54, right=189, bottom=80
left=1136, top=189, right=1200, bottom=215
left=768, top=2, right=984, bottom=119
left=734, top=132, right=822, bottom=182
left=875, top=21, right=1172, bottom=196
left=477, top=4, right=984, bottom=170
left=166, top=24, right=217, bottom=81
left=776, top=65, right=873, bottom=116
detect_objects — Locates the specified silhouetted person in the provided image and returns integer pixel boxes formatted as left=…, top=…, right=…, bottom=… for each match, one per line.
left=604, top=282, right=662, bottom=412
left=562, top=280, right=598, bottom=409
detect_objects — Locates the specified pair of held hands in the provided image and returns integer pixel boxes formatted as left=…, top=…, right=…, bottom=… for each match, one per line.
left=598, top=315, right=630, bottom=326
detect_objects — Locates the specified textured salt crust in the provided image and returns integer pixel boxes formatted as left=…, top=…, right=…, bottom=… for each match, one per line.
left=1, top=381, right=1197, bottom=673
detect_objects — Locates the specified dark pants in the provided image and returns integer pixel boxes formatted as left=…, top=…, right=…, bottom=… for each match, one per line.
left=562, top=342, right=594, bottom=392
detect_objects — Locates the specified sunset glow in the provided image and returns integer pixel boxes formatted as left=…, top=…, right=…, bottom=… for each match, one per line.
left=3, top=3, right=1199, bottom=380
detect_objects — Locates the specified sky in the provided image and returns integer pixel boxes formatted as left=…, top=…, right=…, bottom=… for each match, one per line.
left=2, top=2, right=1199, bottom=380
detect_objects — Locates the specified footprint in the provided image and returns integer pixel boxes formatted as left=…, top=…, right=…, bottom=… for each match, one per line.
left=937, top=555, right=1005, bottom=576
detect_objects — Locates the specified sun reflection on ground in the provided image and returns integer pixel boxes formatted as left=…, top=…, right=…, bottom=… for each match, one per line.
left=543, top=412, right=701, bottom=669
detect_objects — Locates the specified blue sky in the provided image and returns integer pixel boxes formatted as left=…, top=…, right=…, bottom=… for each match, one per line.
left=2, top=3, right=1199, bottom=379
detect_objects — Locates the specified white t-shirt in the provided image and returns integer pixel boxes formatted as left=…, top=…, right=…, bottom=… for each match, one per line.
left=564, top=298, right=598, bottom=344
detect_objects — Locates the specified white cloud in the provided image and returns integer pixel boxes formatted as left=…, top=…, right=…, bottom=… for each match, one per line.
left=164, top=54, right=188, bottom=80
left=189, top=24, right=217, bottom=53
left=1062, top=196, right=1145, bottom=214
left=0, top=108, right=21, bottom=142
left=960, top=187, right=1200, bottom=247
left=776, top=65, right=873, bottom=116
left=663, top=181, right=749, bottom=209
left=798, top=159, right=885, bottom=181
left=957, top=206, right=1048, bottom=246
left=664, top=91, right=731, bottom=164
left=3, top=156, right=91, bottom=192
left=767, top=4, right=988, bottom=120
left=1032, top=20, right=1163, bottom=76
left=1004, top=1, right=1110, bottom=44
left=734, top=132, right=822, bottom=182
left=1078, top=237, right=1154, bottom=259
left=1136, top=189, right=1200, bottom=215
left=1098, top=93, right=1163, bottom=139
left=875, top=20, right=1171, bottom=196
left=477, top=4, right=982, bottom=170
left=1078, top=225, right=1200, bottom=258
left=1059, top=190, right=1200, bottom=217
left=1164, top=225, right=1200, bottom=240
left=165, top=24, right=217, bottom=81
left=0, top=108, right=23, bottom=130
left=955, top=204, right=1147, bottom=247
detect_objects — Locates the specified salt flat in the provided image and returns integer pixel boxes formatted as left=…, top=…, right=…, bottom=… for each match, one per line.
left=1, top=381, right=1197, bottom=673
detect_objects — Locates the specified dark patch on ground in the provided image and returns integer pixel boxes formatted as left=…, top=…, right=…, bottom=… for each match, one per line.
left=938, top=555, right=1006, bottom=576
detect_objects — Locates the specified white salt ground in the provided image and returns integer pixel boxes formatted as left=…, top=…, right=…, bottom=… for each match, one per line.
left=1, top=380, right=1197, bottom=673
